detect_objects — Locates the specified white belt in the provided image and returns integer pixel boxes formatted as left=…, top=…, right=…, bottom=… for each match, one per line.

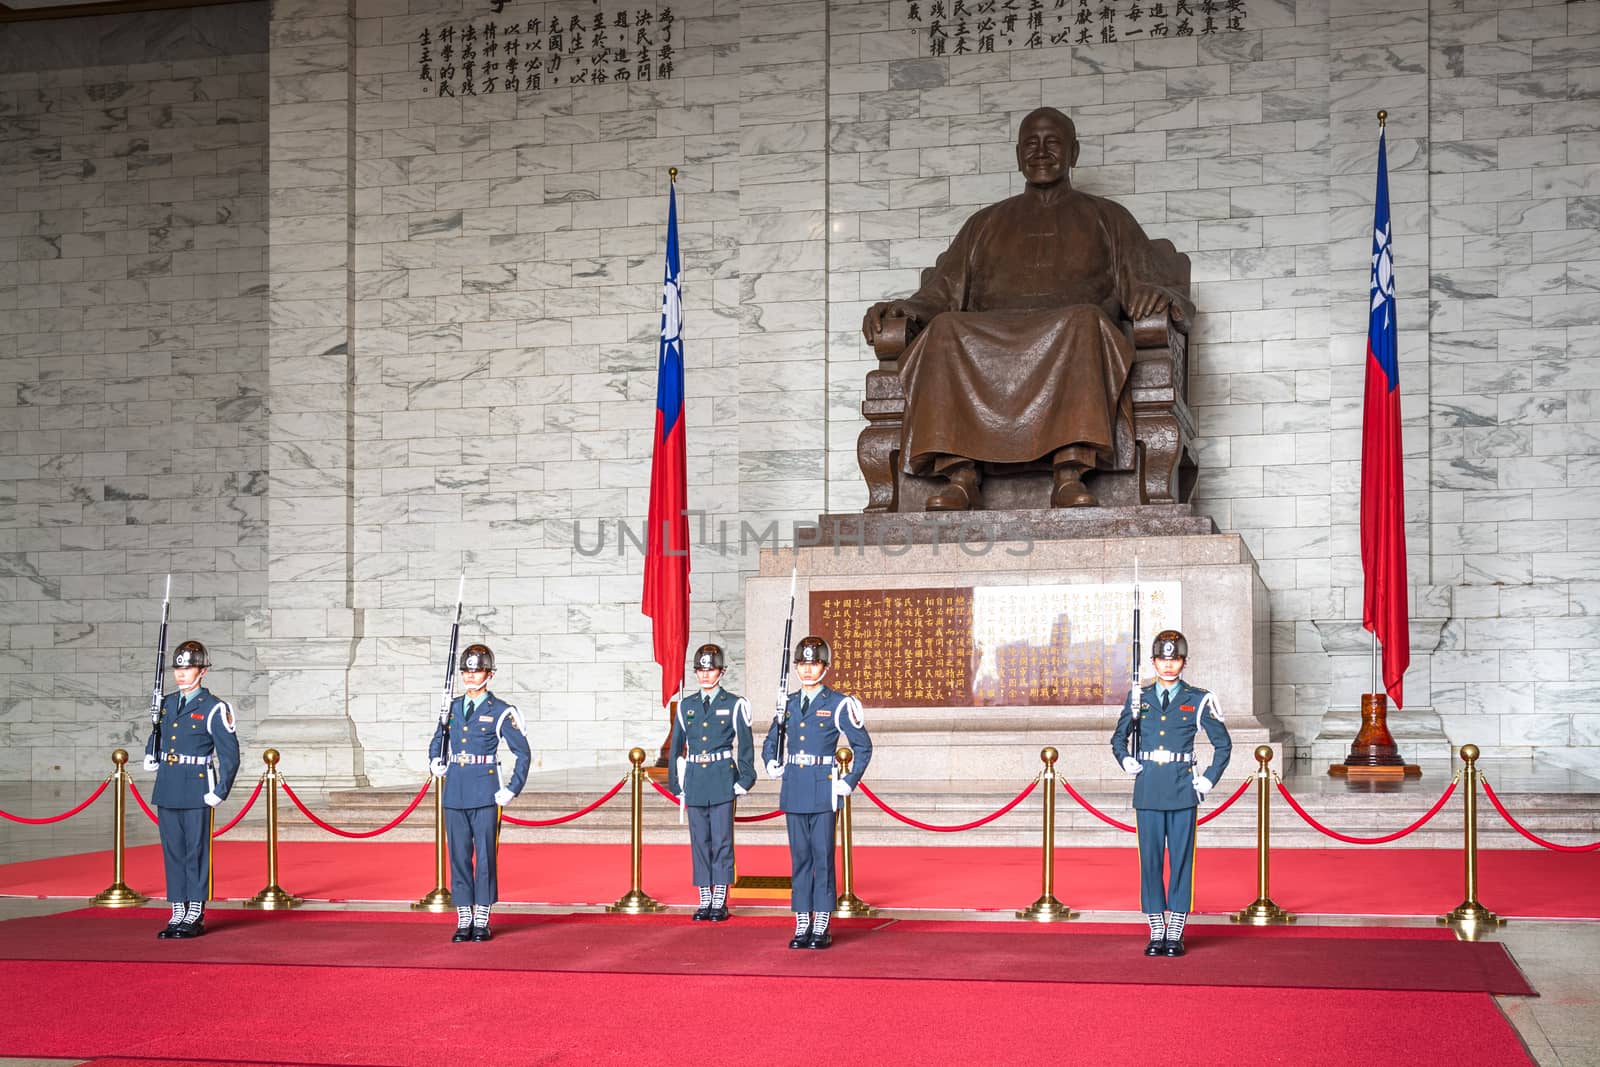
left=786, top=754, right=833, bottom=767
left=164, top=753, right=209, bottom=766
left=1139, top=750, right=1193, bottom=764
left=688, top=750, right=732, bottom=764
left=453, top=753, right=496, bottom=765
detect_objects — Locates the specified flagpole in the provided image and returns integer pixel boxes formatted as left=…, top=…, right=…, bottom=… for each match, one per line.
left=1370, top=109, right=1385, bottom=706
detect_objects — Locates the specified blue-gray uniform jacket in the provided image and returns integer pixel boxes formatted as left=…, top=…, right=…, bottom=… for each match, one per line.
left=666, top=687, right=757, bottom=805
left=760, top=686, right=872, bottom=814
left=428, top=691, right=532, bottom=809
left=143, top=688, right=241, bottom=809
left=1110, top=680, right=1231, bottom=811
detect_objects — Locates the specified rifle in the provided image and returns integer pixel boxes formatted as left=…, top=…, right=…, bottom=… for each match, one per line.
left=773, top=567, right=797, bottom=763
left=146, top=574, right=171, bottom=749
left=1127, top=556, right=1142, bottom=758
left=437, top=575, right=465, bottom=734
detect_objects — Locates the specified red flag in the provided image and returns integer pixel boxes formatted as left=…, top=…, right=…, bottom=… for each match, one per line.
left=642, top=183, right=689, bottom=706
left=1361, top=123, right=1409, bottom=707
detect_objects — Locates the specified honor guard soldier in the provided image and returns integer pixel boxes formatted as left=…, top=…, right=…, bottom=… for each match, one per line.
left=1110, top=629, right=1232, bottom=957
left=761, top=636, right=872, bottom=950
left=667, top=643, right=757, bottom=921
left=142, top=640, right=240, bottom=939
left=427, top=643, right=532, bottom=942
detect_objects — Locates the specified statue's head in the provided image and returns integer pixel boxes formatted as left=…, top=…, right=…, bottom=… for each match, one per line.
left=1015, top=107, right=1080, bottom=188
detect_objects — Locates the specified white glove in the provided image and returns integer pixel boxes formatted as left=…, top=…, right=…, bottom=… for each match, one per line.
left=1121, top=756, right=1143, bottom=775
left=429, top=758, right=448, bottom=778
left=765, top=759, right=783, bottom=779
left=203, top=791, right=222, bottom=807
left=674, top=756, right=687, bottom=789
left=143, top=754, right=160, bottom=772
left=831, top=778, right=852, bottom=797
left=733, top=783, right=748, bottom=796
left=1192, top=769, right=1214, bottom=796
left=494, top=788, right=514, bottom=806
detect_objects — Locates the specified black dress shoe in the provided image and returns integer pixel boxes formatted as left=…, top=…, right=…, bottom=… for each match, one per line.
left=1163, top=938, right=1186, bottom=957
left=1144, top=938, right=1165, bottom=956
left=157, top=923, right=180, bottom=940
left=452, top=925, right=473, bottom=943
left=708, top=906, right=729, bottom=922
left=470, top=924, right=493, bottom=942
left=807, top=931, right=832, bottom=949
left=172, top=920, right=204, bottom=939
left=692, top=907, right=710, bottom=921
left=788, top=934, right=810, bottom=949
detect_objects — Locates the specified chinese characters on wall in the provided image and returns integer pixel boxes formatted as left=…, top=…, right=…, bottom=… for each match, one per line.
left=811, top=582, right=1181, bottom=709
left=418, top=4, right=676, bottom=99
left=904, top=0, right=1248, bottom=53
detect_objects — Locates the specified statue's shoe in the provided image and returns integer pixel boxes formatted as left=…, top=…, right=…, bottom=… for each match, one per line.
left=927, top=481, right=982, bottom=511
left=1050, top=474, right=1097, bottom=508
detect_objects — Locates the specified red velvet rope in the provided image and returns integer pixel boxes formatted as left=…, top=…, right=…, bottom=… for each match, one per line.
left=646, top=778, right=786, bottom=823
left=0, top=776, right=111, bottom=824
left=1196, top=775, right=1254, bottom=825
left=280, top=778, right=431, bottom=839
left=1058, top=777, right=1136, bottom=833
left=858, top=779, right=1038, bottom=832
left=502, top=777, right=627, bottom=826
left=210, top=777, right=265, bottom=838
left=129, top=781, right=159, bottom=824
left=1275, top=777, right=1457, bottom=845
left=1482, top=777, right=1600, bottom=853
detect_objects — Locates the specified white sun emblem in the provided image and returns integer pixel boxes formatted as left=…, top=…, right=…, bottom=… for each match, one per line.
left=661, top=279, right=682, bottom=341
left=1370, top=222, right=1394, bottom=320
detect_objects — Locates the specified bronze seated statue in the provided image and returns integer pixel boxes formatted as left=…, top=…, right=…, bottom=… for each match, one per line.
left=858, top=107, right=1199, bottom=514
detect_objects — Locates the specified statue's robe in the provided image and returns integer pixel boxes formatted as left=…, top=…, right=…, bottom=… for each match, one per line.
left=893, top=187, right=1172, bottom=478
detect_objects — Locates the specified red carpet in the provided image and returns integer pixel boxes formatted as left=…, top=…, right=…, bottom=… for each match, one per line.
left=0, top=908, right=1533, bottom=994
left=4, top=840, right=1597, bottom=917
left=0, top=960, right=1534, bottom=1067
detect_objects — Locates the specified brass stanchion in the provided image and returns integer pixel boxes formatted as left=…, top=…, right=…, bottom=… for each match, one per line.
left=1017, top=746, right=1075, bottom=921
left=607, top=747, right=667, bottom=913
left=412, top=771, right=451, bottom=911
left=1439, top=744, right=1502, bottom=935
left=91, top=750, right=149, bottom=907
left=245, top=749, right=302, bottom=909
left=1231, top=745, right=1293, bottom=924
left=833, top=748, right=876, bottom=918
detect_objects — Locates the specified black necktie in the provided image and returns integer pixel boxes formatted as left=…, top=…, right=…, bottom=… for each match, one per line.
left=799, top=697, right=810, bottom=717
left=464, top=700, right=475, bottom=726
left=1161, top=690, right=1171, bottom=712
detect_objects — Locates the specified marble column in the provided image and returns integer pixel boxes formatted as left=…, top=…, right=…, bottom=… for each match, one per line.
left=260, top=0, right=367, bottom=784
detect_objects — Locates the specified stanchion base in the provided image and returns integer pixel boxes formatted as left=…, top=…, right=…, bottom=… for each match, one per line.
left=1016, top=895, right=1077, bottom=922
left=1231, top=898, right=1295, bottom=925
left=606, top=889, right=668, bottom=914
left=1438, top=902, right=1503, bottom=928
left=90, top=883, right=149, bottom=908
left=834, top=892, right=877, bottom=918
left=245, top=885, right=303, bottom=910
left=411, top=886, right=454, bottom=912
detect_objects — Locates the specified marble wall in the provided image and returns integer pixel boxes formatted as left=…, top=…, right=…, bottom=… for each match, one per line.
left=2, top=0, right=1598, bottom=782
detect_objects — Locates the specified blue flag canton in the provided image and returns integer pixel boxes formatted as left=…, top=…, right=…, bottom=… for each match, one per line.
left=657, top=185, right=684, bottom=435
left=1367, top=131, right=1399, bottom=391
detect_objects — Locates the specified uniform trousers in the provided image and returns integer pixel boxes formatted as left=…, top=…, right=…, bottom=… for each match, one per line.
left=157, top=806, right=212, bottom=902
left=785, top=811, right=837, bottom=912
left=1136, top=807, right=1198, bottom=914
left=687, top=800, right=735, bottom=886
left=445, top=805, right=501, bottom=907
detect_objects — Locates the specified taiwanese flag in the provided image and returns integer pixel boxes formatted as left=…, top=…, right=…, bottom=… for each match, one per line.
left=1361, top=123, right=1409, bottom=708
left=642, top=181, right=689, bottom=707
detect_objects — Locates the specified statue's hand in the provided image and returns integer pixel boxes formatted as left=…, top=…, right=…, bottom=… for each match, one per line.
left=862, top=301, right=907, bottom=343
left=1125, top=283, right=1175, bottom=322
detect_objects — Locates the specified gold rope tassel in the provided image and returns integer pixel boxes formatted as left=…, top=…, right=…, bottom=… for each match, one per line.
left=245, top=750, right=301, bottom=909
left=90, top=750, right=148, bottom=907
left=607, top=747, right=667, bottom=913
left=1017, top=747, right=1076, bottom=921
left=1231, top=746, right=1293, bottom=924
left=1439, top=744, right=1502, bottom=938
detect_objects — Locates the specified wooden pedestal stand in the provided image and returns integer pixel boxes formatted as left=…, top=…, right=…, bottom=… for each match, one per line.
left=1329, top=693, right=1421, bottom=779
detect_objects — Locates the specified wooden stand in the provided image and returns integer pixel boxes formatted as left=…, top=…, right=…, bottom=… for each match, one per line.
left=645, top=698, right=676, bottom=782
left=1329, top=693, right=1421, bottom=778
